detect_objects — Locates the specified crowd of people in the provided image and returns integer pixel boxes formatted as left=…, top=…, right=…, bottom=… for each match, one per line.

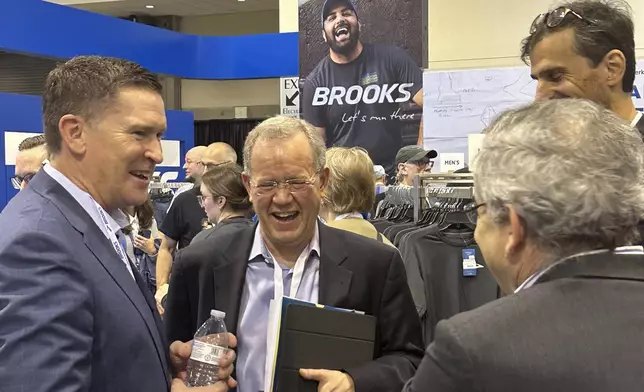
left=1, top=0, right=644, bottom=392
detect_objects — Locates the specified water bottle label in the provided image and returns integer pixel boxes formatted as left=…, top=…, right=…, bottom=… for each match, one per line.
left=190, top=341, right=226, bottom=366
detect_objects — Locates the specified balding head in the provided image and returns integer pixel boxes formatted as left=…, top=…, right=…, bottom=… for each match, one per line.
left=183, top=146, right=207, bottom=182
left=201, top=142, right=237, bottom=171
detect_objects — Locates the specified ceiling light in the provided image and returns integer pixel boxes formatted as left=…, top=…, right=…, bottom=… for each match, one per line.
left=145, top=5, right=154, bottom=8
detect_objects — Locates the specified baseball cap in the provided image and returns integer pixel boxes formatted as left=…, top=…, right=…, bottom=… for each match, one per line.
left=395, top=145, right=438, bottom=165
left=321, top=0, right=358, bottom=25
left=373, top=165, right=386, bottom=178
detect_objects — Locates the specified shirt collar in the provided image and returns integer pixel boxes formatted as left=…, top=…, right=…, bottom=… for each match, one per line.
left=515, top=245, right=644, bottom=293
left=631, top=111, right=643, bottom=128
left=248, top=222, right=321, bottom=265
left=43, top=163, right=129, bottom=236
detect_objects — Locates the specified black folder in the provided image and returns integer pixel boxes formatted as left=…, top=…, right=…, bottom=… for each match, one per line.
left=272, top=302, right=376, bottom=392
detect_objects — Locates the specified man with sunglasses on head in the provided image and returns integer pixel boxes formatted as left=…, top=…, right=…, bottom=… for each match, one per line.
left=520, top=0, right=642, bottom=132
left=155, top=141, right=237, bottom=314
left=13, top=134, right=48, bottom=191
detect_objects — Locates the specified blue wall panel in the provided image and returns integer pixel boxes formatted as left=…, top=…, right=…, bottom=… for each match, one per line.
left=0, top=92, right=194, bottom=210
left=0, top=0, right=298, bottom=79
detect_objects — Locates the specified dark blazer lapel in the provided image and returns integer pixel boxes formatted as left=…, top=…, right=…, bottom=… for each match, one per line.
left=318, top=223, right=352, bottom=307
left=213, top=224, right=256, bottom=335
left=30, top=171, right=171, bottom=386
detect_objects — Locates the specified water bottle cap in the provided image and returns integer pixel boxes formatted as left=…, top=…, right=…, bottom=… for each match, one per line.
left=210, top=309, right=226, bottom=319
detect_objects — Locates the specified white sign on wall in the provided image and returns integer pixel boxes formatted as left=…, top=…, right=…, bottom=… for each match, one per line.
left=423, top=60, right=644, bottom=162
left=439, top=152, right=465, bottom=173
left=280, top=77, right=300, bottom=117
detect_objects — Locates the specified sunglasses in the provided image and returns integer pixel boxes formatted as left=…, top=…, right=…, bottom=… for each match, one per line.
left=11, top=172, right=36, bottom=190
left=529, top=7, right=590, bottom=34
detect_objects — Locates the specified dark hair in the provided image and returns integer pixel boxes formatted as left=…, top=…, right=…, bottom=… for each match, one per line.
left=122, top=199, right=155, bottom=235
left=18, top=134, right=46, bottom=151
left=520, top=0, right=635, bottom=93
left=135, top=199, right=155, bottom=230
left=201, top=162, right=251, bottom=212
left=42, top=55, right=163, bottom=154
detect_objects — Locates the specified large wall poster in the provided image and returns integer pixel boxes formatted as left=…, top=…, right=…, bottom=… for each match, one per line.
left=298, top=0, right=425, bottom=178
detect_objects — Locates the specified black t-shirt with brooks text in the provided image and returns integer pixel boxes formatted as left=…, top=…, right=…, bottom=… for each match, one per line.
left=302, top=43, right=423, bottom=176
left=160, top=187, right=207, bottom=249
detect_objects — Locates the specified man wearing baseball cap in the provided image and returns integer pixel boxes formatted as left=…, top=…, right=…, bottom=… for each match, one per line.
left=302, top=0, right=424, bottom=182
left=395, top=145, right=437, bottom=186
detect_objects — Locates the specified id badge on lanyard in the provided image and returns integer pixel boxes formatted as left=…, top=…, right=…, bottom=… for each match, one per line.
left=93, top=200, right=134, bottom=278
left=264, top=249, right=308, bottom=392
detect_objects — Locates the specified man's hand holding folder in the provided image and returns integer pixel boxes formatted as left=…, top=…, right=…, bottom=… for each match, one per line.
left=299, top=369, right=355, bottom=392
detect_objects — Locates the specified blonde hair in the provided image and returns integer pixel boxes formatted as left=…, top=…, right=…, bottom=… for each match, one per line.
left=323, top=147, right=375, bottom=214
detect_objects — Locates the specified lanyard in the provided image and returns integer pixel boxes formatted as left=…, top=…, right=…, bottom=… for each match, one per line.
left=335, top=211, right=364, bottom=221
left=271, top=244, right=310, bottom=301
left=264, top=243, right=312, bottom=392
left=93, top=200, right=134, bottom=278
left=631, top=111, right=643, bottom=128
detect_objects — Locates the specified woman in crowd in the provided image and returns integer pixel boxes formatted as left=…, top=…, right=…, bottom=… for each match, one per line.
left=122, top=199, right=161, bottom=294
left=320, top=147, right=394, bottom=246
left=193, top=161, right=254, bottom=243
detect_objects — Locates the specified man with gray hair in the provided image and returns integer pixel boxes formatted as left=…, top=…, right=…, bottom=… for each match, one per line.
left=403, top=99, right=644, bottom=391
left=165, top=115, right=424, bottom=392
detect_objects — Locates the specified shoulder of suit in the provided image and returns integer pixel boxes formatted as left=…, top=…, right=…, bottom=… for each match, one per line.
left=175, top=224, right=254, bottom=267
left=321, top=223, right=398, bottom=258
left=439, top=280, right=575, bottom=348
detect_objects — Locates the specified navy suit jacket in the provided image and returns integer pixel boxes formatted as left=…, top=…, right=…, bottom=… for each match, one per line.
left=0, top=170, right=171, bottom=392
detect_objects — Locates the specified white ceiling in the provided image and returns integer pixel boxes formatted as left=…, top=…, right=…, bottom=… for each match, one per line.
left=47, top=0, right=279, bottom=17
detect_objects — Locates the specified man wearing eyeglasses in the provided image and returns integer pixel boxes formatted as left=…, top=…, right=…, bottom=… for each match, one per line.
left=520, top=0, right=642, bottom=132
left=394, top=145, right=437, bottom=186
left=164, top=116, right=424, bottom=392
left=13, top=134, right=48, bottom=191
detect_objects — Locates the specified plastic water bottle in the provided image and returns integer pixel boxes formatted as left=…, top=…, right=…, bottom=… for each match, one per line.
left=186, top=309, right=229, bottom=387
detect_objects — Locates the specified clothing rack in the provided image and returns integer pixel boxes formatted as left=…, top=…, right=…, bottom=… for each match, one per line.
left=148, top=182, right=192, bottom=190
left=383, top=185, right=414, bottom=206
left=412, top=173, right=475, bottom=223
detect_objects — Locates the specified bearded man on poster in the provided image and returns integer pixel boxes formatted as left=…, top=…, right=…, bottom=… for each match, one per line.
left=301, top=0, right=424, bottom=182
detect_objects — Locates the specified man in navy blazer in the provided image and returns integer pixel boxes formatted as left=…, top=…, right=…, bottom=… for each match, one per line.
left=0, top=56, right=235, bottom=392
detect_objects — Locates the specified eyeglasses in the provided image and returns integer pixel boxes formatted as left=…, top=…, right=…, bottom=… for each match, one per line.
left=529, top=7, right=589, bottom=34
left=407, top=159, right=434, bottom=170
left=250, top=174, right=319, bottom=196
left=11, top=172, right=36, bottom=190
left=463, top=202, right=486, bottom=224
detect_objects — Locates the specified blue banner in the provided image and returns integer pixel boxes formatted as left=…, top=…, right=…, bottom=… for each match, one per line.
left=0, top=92, right=194, bottom=209
left=0, top=0, right=298, bottom=79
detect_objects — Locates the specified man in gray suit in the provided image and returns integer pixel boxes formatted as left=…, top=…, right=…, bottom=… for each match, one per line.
left=403, top=99, right=644, bottom=392
left=0, top=56, right=235, bottom=392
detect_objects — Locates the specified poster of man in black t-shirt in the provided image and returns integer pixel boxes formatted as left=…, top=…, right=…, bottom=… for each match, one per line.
left=300, top=0, right=424, bottom=179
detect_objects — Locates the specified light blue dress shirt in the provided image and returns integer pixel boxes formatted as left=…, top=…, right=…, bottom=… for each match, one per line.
left=43, top=164, right=133, bottom=277
left=236, top=224, right=321, bottom=392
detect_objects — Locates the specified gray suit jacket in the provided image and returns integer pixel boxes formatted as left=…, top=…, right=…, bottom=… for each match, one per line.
left=403, top=250, right=644, bottom=392
left=0, top=171, right=171, bottom=392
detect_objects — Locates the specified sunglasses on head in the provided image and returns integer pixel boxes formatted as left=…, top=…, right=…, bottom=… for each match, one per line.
left=529, top=7, right=591, bottom=34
